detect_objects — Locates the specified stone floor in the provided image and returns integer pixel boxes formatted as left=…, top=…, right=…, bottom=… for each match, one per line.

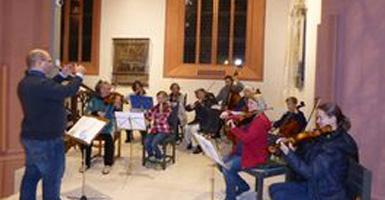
left=5, top=133, right=285, bottom=200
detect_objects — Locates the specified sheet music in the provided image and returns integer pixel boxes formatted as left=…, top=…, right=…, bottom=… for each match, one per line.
left=66, top=116, right=108, bottom=145
left=192, top=133, right=227, bottom=168
left=115, top=111, right=147, bottom=131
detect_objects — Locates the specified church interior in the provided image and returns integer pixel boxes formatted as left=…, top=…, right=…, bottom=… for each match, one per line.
left=0, top=0, right=384, bottom=199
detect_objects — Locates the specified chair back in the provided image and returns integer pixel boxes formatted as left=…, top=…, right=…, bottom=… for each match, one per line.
left=345, top=159, right=372, bottom=200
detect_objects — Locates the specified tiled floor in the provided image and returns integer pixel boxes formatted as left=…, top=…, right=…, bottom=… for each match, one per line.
left=6, top=134, right=285, bottom=200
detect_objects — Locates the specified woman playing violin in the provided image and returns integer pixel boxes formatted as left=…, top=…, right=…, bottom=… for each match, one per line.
left=269, top=102, right=359, bottom=200
left=218, top=88, right=271, bottom=200
left=80, top=80, right=122, bottom=174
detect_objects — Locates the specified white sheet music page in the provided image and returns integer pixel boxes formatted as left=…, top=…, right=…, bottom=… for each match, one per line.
left=192, top=133, right=227, bottom=168
left=66, top=116, right=108, bottom=145
left=115, top=111, right=146, bottom=131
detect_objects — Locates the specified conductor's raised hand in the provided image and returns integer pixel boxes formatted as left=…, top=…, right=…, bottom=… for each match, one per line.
left=75, top=64, right=86, bottom=76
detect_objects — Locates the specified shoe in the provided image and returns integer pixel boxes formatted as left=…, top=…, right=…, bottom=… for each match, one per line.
left=193, top=146, right=202, bottom=154
left=79, top=165, right=89, bottom=173
left=102, top=165, right=111, bottom=175
left=155, top=155, right=164, bottom=162
left=147, top=155, right=155, bottom=161
left=186, top=143, right=192, bottom=150
left=175, top=139, right=181, bottom=145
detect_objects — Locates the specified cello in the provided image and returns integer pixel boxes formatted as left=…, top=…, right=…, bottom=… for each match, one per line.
left=278, top=101, right=305, bottom=137
left=222, top=71, right=242, bottom=111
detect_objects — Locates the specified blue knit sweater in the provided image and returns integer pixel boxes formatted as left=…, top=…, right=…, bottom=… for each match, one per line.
left=18, top=70, right=83, bottom=140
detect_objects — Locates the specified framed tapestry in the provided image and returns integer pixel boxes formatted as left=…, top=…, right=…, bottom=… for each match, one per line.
left=112, top=38, right=150, bottom=86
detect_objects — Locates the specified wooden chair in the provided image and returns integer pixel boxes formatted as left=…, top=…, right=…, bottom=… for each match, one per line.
left=93, top=130, right=122, bottom=158
left=346, top=159, right=372, bottom=200
left=142, top=132, right=177, bottom=170
left=243, top=160, right=288, bottom=200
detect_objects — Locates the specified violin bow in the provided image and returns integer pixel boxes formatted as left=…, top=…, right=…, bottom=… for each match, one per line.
left=304, top=97, right=320, bottom=130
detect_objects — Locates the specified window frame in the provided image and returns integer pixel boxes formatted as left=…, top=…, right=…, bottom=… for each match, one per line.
left=61, top=0, right=101, bottom=75
left=164, top=0, right=266, bottom=81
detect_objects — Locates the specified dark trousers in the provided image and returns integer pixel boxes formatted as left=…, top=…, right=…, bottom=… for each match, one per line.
left=82, top=134, right=114, bottom=167
left=126, top=130, right=147, bottom=143
left=269, top=182, right=311, bottom=200
left=20, top=137, right=65, bottom=200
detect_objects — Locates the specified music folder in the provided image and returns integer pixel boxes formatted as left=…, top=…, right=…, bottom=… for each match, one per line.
left=66, top=115, right=109, bottom=145
left=129, top=95, right=154, bottom=110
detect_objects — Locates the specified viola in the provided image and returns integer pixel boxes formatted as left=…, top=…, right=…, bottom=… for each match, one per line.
left=269, top=125, right=333, bottom=155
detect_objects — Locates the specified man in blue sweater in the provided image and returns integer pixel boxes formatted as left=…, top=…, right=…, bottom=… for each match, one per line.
left=17, top=49, right=85, bottom=200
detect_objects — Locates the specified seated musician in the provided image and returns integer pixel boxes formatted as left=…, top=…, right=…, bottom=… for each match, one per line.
left=218, top=93, right=271, bottom=200
left=269, top=102, right=359, bottom=200
left=144, top=91, right=172, bottom=161
left=125, top=80, right=147, bottom=143
left=273, top=96, right=307, bottom=135
left=221, top=86, right=267, bottom=119
left=216, top=75, right=244, bottom=107
left=80, top=80, right=122, bottom=174
left=185, top=88, right=221, bottom=154
left=168, top=83, right=187, bottom=143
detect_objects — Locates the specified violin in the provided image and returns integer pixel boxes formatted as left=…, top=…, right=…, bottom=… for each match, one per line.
left=103, top=92, right=127, bottom=105
left=269, top=125, right=333, bottom=155
left=233, top=111, right=258, bottom=126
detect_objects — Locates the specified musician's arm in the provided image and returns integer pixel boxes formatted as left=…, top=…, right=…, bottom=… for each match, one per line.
left=231, top=119, right=270, bottom=143
left=85, top=98, right=102, bottom=116
left=185, top=104, right=195, bottom=112
left=216, top=88, right=226, bottom=102
left=52, top=73, right=68, bottom=83
left=273, top=112, right=288, bottom=128
left=233, top=81, right=244, bottom=93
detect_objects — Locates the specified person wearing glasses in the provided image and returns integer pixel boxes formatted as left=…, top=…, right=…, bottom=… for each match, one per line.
left=18, top=49, right=85, bottom=200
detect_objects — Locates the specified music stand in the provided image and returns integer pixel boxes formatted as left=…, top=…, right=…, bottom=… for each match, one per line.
left=65, top=115, right=109, bottom=200
left=192, top=133, right=227, bottom=200
left=114, top=111, right=151, bottom=187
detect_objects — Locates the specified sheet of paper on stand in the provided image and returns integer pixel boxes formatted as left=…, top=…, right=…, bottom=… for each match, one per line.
left=66, top=115, right=108, bottom=145
left=115, top=111, right=147, bottom=131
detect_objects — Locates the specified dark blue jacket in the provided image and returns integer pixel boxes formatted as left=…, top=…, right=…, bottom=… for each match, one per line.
left=283, top=127, right=358, bottom=200
left=18, top=70, right=83, bottom=140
